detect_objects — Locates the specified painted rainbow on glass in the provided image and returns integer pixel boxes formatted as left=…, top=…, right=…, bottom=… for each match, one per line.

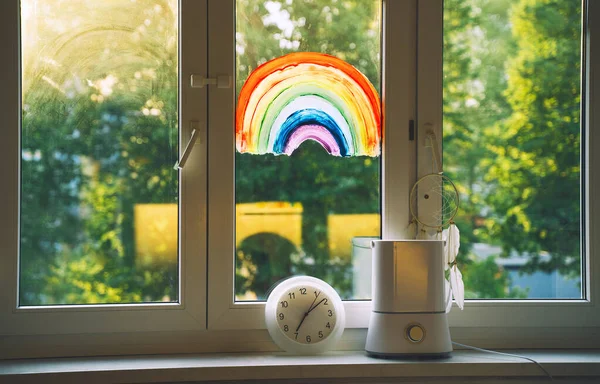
left=236, top=52, right=381, bottom=157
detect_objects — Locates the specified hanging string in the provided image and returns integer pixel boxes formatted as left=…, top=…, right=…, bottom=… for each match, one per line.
left=426, top=130, right=443, bottom=174
left=435, top=227, right=443, bottom=240
left=406, top=220, right=417, bottom=239
left=416, top=226, right=430, bottom=240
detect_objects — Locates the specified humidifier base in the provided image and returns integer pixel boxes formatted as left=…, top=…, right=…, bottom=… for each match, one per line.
left=365, top=311, right=452, bottom=357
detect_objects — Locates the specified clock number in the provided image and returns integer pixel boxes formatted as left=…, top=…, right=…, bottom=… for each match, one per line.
left=284, top=325, right=289, bottom=332
left=314, top=290, right=319, bottom=297
left=306, top=335, right=311, bottom=343
left=294, top=332, right=299, bottom=340
left=279, top=313, right=284, bottom=320
left=328, top=310, right=333, bottom=317
left=326, top=322, right=331, bottom=328
left=299, top=288, right=307, bottom=295
left=288, top=292, right=295, bottom=300
left=318, top=331, right=324, bottom=338
left=280, top=301, right=288, bottom=308
left=324, top=299, right=328, bottom=305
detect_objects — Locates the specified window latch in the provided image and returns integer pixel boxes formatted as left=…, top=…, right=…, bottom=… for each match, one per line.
left=190, top=74, right=231, bottom=88
left=173, top=123, right=200, bottom=170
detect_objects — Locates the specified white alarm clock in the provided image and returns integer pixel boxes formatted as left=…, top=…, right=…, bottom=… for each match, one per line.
left=265, top=276, right=346, bottom=354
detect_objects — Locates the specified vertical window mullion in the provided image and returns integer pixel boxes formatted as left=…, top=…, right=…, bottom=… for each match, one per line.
left=180, top=0, right=209, bottom=326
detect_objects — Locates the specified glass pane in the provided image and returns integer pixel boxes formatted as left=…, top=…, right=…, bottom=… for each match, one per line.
left=443, top=0, right=582, bottom=299
left=235, top=0, right=382, bottom=300
left=20, top=0, right=179, bottom=305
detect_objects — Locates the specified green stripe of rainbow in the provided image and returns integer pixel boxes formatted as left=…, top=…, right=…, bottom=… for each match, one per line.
left=236, top=52, right=381, bottom=157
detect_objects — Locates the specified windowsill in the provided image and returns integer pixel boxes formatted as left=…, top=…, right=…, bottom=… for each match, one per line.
left=2, top=350, right=600, bottom=383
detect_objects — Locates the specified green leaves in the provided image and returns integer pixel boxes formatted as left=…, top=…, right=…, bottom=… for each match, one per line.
left=20, top=0, right=179, bottom=305
left=444, top=0, right=582, bottom=296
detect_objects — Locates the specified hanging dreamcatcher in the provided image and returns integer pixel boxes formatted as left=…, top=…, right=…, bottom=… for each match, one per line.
left=407, top=131, right=464, bottom=312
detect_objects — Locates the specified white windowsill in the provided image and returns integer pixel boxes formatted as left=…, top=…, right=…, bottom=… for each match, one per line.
left=2, top=350, right=600, bottom=383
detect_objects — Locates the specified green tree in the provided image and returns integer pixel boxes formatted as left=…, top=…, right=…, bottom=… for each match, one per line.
left=484, top=0, right=581, bottom=278
left=461, top=257, right=528, bottom=299
left=443, top=0, right=523, bottom=298
left=21, top=0, right=178, bottom=304
left=444, top=0, right=581, bottom=297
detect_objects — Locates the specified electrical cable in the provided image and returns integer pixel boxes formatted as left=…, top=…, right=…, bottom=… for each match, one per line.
left=452, top=341, right=554, bottom=381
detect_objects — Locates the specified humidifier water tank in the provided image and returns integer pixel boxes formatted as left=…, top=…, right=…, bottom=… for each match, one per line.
left=365, top=240, right=452, bottom=357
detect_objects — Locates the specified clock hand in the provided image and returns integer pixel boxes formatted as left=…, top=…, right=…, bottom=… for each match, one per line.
left=296, top=292, right=321, bottom=333
left=307, top=298, right=326, bottom=314
left=295, top=312, right=308, bottom=332
left=306, top=291, right=320, bottom=313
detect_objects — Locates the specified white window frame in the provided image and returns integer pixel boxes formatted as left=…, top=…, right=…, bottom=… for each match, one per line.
left=0, top=0, right=599, bottom=359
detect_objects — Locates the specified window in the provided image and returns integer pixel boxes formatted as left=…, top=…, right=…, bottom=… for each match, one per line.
left=419, top=0, right=598, bottom=332
left=20, top=0, right=179, bottom=306
left=442, top=0, right=583, bottom=300
left=1, top=0, right=599, bottom=359
left=1, top=0, right=207, bottom=339
left=234, top=0, right=382, bottom=301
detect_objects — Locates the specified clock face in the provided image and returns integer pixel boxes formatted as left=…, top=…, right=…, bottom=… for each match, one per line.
left=275, top=286, right=337, bottom=345
left=265, top=276, right=345, bottom=354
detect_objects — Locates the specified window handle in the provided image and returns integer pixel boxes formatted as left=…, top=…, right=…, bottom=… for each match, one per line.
left=174, top=125, right=200, bottom=170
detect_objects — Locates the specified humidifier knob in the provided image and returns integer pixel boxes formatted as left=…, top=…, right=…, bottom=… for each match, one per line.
left=406, top=324, right=425, bottom=343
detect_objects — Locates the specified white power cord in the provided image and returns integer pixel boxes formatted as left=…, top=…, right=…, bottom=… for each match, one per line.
left=452, top=341, right=554, bottom=381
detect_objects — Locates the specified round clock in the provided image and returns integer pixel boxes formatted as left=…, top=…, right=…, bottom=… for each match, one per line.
left=265, top=276, right=346, bottom=354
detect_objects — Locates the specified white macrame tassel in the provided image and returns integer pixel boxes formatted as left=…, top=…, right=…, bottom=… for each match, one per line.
left=446, top=223, right=464, bottom=310
left=445, top=278, right=453, bottom=313
left=446, top=223, right=460, bottom=266
left=406, top=220, right=417, bottom=239
left=450, top=265, right=464, bottom=310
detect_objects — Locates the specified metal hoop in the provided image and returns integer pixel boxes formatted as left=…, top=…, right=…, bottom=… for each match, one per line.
left=409, top=173, right=460, bottom=228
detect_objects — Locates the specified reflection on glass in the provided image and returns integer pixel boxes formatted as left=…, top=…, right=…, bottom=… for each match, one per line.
left=20, top=0, right=179, bottom=305
left=443, top=0, right=582, bottom=299
left=235, top=0, right=382, bottom=301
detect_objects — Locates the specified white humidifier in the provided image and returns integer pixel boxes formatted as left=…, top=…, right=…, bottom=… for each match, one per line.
left=365, top=240, right=452, bottom=357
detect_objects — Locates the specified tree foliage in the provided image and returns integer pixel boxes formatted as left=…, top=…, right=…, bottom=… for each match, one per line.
left=485, top=0, right=581, bottom=277
left=444, top=0, right=582, bottom=295
left=21, top=0, right=178, bottom=304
